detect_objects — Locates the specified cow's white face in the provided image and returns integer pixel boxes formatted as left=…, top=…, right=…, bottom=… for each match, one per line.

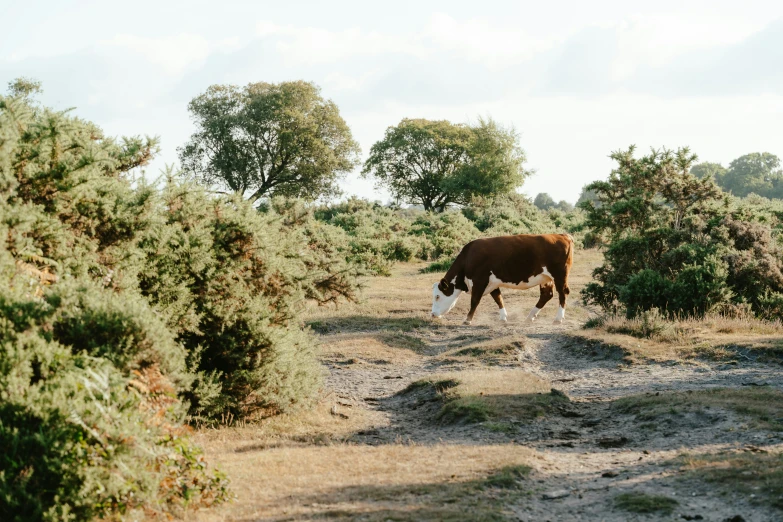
left=432, top=282, right=461, bottom=318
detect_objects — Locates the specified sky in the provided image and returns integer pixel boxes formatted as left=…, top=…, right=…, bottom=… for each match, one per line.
left=2, top=0, right=782, bottom=204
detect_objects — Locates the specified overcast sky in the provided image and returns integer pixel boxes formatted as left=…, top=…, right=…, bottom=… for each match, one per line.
left=2, top=0, right=782, bottom=203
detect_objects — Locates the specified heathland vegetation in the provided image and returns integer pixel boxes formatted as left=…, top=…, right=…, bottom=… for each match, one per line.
left=2, top=78, right=783, bottom=520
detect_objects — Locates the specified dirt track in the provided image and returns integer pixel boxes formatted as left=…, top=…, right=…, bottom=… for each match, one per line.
left=197, top=256, right=783, bottom=521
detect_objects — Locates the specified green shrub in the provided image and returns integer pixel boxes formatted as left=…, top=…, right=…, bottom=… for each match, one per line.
left=671, top=257, right=733, bottom=316
left=619, top=270, right=674, bottom=317
left=0, top=268, right=228, bottom=520
left=138, top=181, right=324, bottom=419
left=313, top=197, right=416, bottom=274
left=581, top=146, right=783, bottom=319
left=420, top=257, right=456, bottom=274
left=462, top=193, right=549, bottom=235
left=409, top=212, right=480, bottom=260
left=46, top=280, right=190, bottom=387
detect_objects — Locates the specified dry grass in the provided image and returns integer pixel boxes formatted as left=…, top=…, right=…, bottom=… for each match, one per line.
left=319, top=334, right=425, bottom=365
left=192, top=443, right=536, bottom=521
left=194, top=400, right=386, bottom=452
left=406, top=369, right=569, bottom=424
left=613, top=387, right=783, bottom=431
left=681, top=449, right=783, bottom=510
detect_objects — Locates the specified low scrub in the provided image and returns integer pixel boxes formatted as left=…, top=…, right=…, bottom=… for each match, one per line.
left=314, top=192, right=590, bottom=277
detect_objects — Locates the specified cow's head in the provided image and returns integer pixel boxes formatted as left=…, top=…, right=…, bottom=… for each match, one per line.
left=431, top=278, right=462, bottom=318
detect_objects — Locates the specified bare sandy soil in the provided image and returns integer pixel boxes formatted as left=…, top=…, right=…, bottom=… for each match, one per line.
left=195, top=251, right=783, bottom=522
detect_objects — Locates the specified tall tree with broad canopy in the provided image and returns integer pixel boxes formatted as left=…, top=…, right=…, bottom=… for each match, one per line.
left=362, top=117, right=529, bottom=212
left=722, top=152, right=783, bottom=198
left=534, top=192, right=556, bottom=210
left=179, top=81, right=361, bottom=203
left=691, top=161, right=727, bottom=185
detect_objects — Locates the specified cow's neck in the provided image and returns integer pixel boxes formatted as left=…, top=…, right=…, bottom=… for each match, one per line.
left=444, top=265, right=467, bottom=292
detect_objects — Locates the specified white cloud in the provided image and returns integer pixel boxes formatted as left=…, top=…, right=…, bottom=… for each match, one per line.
left=610, top=13, right=766, bottom=81
left=256, top=21, right=428, bottom=65
left=424, top=13, right=555, bottom=67
left=101, top=33, right=241, bottom=76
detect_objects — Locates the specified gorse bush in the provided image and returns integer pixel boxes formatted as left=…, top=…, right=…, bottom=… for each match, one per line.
left=0, top=267, right=228, bottom=520
left=138, top=182, right=330, bottom=419
left=581, top=146, right=783, bottom=319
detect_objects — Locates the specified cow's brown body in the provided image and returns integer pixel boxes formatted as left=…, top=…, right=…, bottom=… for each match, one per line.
left=431, top=233, right=574, bottom=324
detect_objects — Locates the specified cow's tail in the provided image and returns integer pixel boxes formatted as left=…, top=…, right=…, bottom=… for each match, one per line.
left=563, top=233, right=574, bottom=266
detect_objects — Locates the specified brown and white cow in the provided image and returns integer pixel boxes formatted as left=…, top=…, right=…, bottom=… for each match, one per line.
left=431, top=233, right=574, bottom=324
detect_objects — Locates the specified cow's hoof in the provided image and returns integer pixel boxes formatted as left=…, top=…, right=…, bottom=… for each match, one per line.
left=527, top=316, right=537, bottom=323
left=463, top=320, right=472, bottom=326
left=553, top=318, right=563, bottom=325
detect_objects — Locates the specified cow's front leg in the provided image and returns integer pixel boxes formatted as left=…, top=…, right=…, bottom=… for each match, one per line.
left=490, top=288, right=507, bottom=322
left=464, top=280, right=487, bottom=325
left=528, top=282, right=554, bottom=321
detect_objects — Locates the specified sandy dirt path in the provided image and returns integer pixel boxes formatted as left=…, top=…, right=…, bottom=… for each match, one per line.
left=197, top=256, right=783, bottom=521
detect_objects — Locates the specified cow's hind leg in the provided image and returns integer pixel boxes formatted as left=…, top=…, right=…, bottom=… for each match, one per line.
left=464, top=279, right=488, bottom=325
left=490, top=288, right=507, bottom=321
left=527, top=282, right=554, bottom=321
left=553, top=276, right=570, bottom=324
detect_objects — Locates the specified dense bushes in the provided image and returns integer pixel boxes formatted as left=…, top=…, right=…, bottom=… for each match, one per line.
left=313, top=193, right=587, bottom=273
left=0, top=88, right=366, bottom=517
left=138, top=183, right=339, bottom=419
left=581, top=146, right=783, bottom=319
left=0, top=268, right=228, bottom=519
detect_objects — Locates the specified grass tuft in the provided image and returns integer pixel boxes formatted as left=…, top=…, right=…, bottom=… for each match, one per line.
left=614, top=492, right=678, bottom=514
left=437, top=397, right=494, bottom=424
left=483, top=465, right=532, bottom=489
left=379, top=333, right=428, bottom=352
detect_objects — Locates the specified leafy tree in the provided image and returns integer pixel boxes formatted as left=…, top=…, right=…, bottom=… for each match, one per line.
left=535, top=193, right=574, bottom=212
left=721, top=152, right=783, bottom=198
left=179, top=81, right=361, bottom=203
left=576, top=184, right=600, bottom=206
left=534, top=192, right=556, bottom=210
left=691, top=161, right=727, bottom=185
left=363, top=117, right=528, bottom=212
left=6, top=77, right=42, bottom=99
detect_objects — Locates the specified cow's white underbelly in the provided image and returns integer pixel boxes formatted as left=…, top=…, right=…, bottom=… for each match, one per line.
left=464, top=268, right=553, bottom=296
left=484, top=268, right=553, bottom=295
